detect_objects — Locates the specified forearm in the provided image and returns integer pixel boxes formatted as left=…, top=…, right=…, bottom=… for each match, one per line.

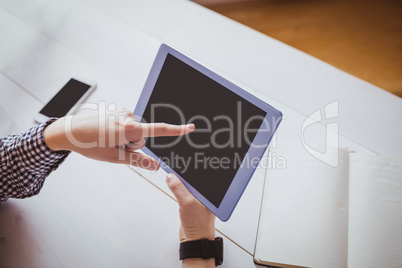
left=182, top=258, right=215, bottom=268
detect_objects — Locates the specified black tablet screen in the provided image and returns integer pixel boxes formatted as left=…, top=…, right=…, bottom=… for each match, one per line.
left=142, top=53, right=267, bottom=207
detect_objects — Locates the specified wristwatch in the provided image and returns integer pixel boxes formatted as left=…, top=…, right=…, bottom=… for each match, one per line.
left=179, top=237, right=223, bottom=266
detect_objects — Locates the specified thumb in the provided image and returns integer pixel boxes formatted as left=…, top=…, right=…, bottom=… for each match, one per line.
left=166, top=173, right=191, bottom=205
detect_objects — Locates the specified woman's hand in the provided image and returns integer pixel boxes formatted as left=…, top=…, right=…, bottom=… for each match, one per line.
left=43, top=109, right=194, bottom=170
left=166, top=173, right=216, bottom=268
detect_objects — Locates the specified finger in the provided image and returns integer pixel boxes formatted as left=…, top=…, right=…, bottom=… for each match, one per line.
left=141, top=123, right=195, bottom=137
left=117, top=108, right=135, bottom=119
left=126, top=152, right=160, bottom=171
left=166, top=173, right=192, bottom=205
left=125, top=137, right=146, bottom=151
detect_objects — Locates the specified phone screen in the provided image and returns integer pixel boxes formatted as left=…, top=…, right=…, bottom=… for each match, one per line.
left=39, top=78, right=92, bottom=118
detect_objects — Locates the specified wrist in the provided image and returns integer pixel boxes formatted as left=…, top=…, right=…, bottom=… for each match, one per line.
left=180, top=226, right=216, bottom=243
left=43, top=118, right=71, bottom=152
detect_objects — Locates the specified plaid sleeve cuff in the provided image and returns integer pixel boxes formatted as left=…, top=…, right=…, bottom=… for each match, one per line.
left=18, top=118, right=71, bottom=174
left=0, top=118, right=70, bottom=203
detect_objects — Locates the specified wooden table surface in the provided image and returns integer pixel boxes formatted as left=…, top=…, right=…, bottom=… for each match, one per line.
left=0, top=0, right=401, bottom=267
left=196, top=0, right=402, bottom=97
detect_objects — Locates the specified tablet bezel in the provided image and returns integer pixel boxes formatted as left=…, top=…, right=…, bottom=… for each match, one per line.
left=134, top=44, right=282, bottom=221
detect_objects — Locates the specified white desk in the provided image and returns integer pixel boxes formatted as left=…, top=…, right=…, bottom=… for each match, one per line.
left=0, top=0, right=401, bottom=267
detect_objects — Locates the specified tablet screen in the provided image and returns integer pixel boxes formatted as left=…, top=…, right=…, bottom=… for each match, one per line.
left=142, top=53, right=267, bottom=207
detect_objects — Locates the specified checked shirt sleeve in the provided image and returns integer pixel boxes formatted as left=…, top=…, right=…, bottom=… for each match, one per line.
left=0, top=119, right=70, bottom=204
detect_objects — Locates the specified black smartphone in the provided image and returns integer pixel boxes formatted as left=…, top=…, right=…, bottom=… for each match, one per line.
left=34, top=78, right=96, bottom=122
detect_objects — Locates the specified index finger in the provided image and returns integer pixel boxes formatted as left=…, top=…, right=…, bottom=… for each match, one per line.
left=141, top=123, right=195, bottom=137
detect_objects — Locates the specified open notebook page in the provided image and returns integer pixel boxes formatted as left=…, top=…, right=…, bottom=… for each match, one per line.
left=348, top=153, right=402, bottom=268
left=255, top=140, right=349, bottom=268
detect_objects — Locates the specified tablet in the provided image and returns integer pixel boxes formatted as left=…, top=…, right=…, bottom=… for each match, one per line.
left=134, top=44, right=282, bottom=221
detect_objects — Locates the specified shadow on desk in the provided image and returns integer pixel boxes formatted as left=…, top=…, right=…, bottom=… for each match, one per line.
left=0, top=202, right=40, bottom=266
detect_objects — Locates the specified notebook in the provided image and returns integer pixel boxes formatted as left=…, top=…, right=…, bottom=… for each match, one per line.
left=254, top=141, right=402, bottom=268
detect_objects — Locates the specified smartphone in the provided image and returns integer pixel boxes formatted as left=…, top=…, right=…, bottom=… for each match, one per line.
left=34, top=78, right=96, bottom=123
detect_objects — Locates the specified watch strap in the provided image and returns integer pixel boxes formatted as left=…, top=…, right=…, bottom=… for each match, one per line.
left=179, top=237, right=223, bottom=266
